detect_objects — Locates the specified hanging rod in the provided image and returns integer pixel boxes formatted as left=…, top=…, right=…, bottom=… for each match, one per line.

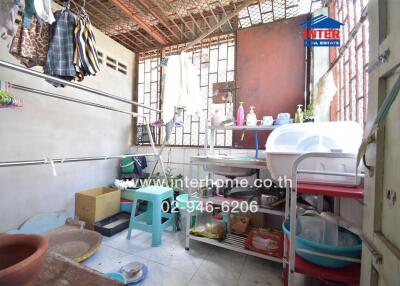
left=0, top=153, right=159, bottom=168
left=0, top=60, right=161, bottom=113
left=12, top=84, right=143, bottom=118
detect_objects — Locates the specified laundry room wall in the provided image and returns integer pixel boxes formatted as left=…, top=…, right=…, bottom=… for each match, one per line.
left=0, top=17, right=135, bottom=232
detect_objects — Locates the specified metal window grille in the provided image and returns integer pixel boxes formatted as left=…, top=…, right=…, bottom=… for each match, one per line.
left=332, top=0, right=369, bottom=128
left=238, top=0, right=322, bottom=28
left=137, top=51, right=162, bottom=144
left=137, top=34, right=235, bottom=147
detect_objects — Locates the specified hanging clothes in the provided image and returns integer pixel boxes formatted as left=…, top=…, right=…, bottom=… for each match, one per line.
left=133, top=156, right=147, bottom=178
left=23, top=0, right=36, bottom=28
left=44, top=8, right=76, bottom=87
left=0, top=0, right=20, bottom=40
left=73, top=7, right=100, bottom=81
left=162, top=52, right=202, bottom=124
left=34, top=0, right=55, bottom=24
left=10, top=15, right=50, bottom=68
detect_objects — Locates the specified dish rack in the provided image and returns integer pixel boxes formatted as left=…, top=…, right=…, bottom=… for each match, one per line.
left=284, top=152, right=364, bottom=286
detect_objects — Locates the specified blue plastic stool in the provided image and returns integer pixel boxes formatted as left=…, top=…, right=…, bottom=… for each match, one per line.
left=127, top=186, right=176, bottom=246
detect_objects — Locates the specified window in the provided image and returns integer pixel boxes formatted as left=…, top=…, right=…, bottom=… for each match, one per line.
left=136, top=51, right=162, bottom=144
left=238, top=0, right=323, bottom=28
left=136, top=34, right=235, bottom=147
left=330, top=0, right=369, bottom=128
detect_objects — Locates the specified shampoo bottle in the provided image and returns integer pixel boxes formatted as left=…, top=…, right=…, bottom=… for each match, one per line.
left=236, top=101, right=245, bottom=126
left=295, top=104, right=304, bottom=123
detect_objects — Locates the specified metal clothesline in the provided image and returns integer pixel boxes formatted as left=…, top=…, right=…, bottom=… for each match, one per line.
left=0, top=60, right=161, bottom=113
left=12, top=84, right=141, bottom=118
left=0, top=153, right=158, bottom=168
left=0, top=61, right=168, bottom=182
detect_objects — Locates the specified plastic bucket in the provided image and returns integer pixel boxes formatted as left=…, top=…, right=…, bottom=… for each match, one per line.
left=282, top=220, right=361, bottom=268
left=120, top=199, right=132, bottom=213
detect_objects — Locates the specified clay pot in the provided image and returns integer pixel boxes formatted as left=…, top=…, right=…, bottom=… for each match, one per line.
left=0, top=233, right=48, bottom=286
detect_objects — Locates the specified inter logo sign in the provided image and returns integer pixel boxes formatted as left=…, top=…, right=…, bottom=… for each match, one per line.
left=301, top=15, right=344, bottom=47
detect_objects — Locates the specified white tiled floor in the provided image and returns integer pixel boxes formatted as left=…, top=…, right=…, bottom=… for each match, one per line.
left=83, top=229, right=283, bottom=286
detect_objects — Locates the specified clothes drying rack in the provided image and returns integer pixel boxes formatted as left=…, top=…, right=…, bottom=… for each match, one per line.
left=0, top=60, right=168, bottom=181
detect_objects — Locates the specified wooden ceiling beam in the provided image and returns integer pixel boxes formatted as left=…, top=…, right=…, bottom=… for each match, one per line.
left=110, top=0, right=169, bottom=45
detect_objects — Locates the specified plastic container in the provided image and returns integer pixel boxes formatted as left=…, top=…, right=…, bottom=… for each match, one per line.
left=282, top=220, right=361, bottom=268
left=176, top=194, right=202, bottom=231
left=191, top=212, right=226, bottom=240
left=176, top=194, right=202, bottom=210
left=244, top=228, right=283, bottom=258
left=274, top=118, right=293, bottom=125
left=120, top=157, right=135, bottom=174
left=277, top=113, right=290, bottom=120
left=94, top=212, right=130, bottom=237
left=298, top=216, right=338, bottom=246
left=265, top=121, right=363, bottom=186
left=120, top=199, right=132, bottom=213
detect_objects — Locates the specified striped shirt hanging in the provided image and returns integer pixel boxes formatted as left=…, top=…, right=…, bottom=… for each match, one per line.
left=73, top=7, right=100, bottom=81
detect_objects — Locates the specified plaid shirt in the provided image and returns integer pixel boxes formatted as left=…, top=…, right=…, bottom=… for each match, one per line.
left=44, top=9, right=76, bottom=83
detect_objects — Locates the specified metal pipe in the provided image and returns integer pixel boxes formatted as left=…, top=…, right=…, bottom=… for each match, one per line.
left=0, top=153, right=158, bottom=168
left=0, top=60, right=161, bottom=113
left=12, top=84, right=142, bottom=118
left=297, top=170, right=365, bottom=177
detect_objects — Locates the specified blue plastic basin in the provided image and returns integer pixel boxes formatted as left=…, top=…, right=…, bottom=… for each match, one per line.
left=282, top=220, right=361, bottom=268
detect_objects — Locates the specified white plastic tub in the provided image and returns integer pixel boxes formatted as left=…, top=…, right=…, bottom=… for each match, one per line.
left=265, top=121, right=362, bottom=186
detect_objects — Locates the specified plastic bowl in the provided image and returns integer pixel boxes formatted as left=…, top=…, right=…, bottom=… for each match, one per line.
left=106, top=272, right=126, bottom=283
left=176, top=194, right=202, bottom=210
left=282, top=220, right=361, bottom=268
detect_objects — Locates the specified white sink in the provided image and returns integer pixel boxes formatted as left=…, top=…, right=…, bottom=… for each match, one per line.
left=203, top=155, right=259, bottom=177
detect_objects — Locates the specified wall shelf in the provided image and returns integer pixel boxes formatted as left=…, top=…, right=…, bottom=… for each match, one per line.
left=210, top=125, right=276, bottom=131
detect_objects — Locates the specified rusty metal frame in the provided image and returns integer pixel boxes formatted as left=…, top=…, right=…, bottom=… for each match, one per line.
left=56, top=0, right=322, bottom=53
left=137, top=0, right=180, bottom=41
left=110, top=0, right=169, bottom=45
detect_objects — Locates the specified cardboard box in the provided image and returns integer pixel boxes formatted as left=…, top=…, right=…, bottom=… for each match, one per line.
left=75, top=187, right=121, bottom=229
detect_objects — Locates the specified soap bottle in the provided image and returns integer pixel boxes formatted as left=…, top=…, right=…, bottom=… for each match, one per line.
left=246, top=106, right=257, bottom=126
left=295, top=104, right=304, bottom=123
left=236, top=101, right=245, bottom=126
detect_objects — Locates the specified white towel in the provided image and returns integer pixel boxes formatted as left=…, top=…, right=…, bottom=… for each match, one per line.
left=34, top=0, right=55, bottom=24
left=162, top=52, right=202, bottom=123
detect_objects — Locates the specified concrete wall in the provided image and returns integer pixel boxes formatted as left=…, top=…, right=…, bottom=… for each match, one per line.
left=0, top=21, right=135, bottom=232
